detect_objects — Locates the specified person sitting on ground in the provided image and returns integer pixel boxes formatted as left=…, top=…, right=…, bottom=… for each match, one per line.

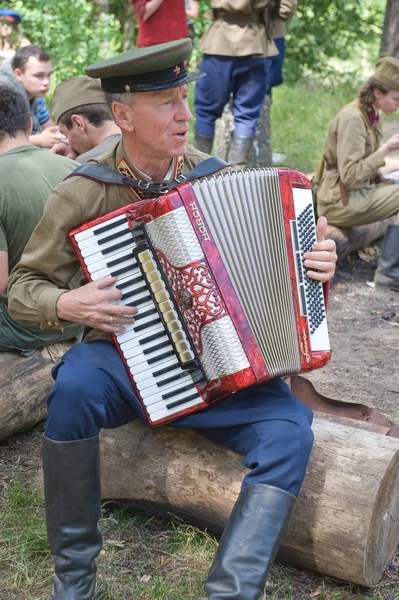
left=0, top=44, right=66, bottom=149
left=50, top=75, right=121, bottom=163
left=8, top=39, right=337, bottom=600
left=0, top=84, right=82, bottom=355
left=315, top=56, right=399, bottom=291
left=0, top=8, right=30, bottom=64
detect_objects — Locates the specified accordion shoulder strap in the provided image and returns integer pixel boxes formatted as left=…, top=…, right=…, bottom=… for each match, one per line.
left=65, top=156, right=228, bottom=195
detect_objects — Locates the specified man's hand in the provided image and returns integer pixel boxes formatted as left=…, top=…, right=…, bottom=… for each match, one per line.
left=30, top=127, right=67, bottom=149
left=303, top=216, right=337, bottom=283
left=50, top=141, right=78, bottom=160
left=56, top=277, right=137, bottom=333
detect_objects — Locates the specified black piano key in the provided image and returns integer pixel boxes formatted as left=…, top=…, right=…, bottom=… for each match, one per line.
left=107, top=252, right=134, bottom=269
left=125, top=295, right=151, bottom=307
left=143, top=340, right=171, bottom=355
left=134, top=317, right=162, bottom=333
left=157, top=372, right=190, bottom=388
left=147, top=349, right=175, bottom=365
left=94, top=217, right=127, bottom=236
left=121, top=285, right=148, bottom=299
left=102, top=238, right=134, bottom=255
left=117, top=275, right=143, bottom=290
left=97, top=228, right=132, bottom=246
left=110, top=264, right=138, bottom=278
left=152, top=362, right=180, bottom=378
left=134, top=307, right=158, bottom=322
left=138, top=330, right=166, bottom=344
left=166, top=392, right=201, bottom=410
left=162, top=382, right=196, bottom=400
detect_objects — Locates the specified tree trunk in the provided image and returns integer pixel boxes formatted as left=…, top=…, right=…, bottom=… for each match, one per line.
left=380, top=0, right=399, bottom=58
left=100, top=417, right=399, bottom=587
left=0, top=343, right=74, bottom=442
left=213, top=96, right=273, bottom=167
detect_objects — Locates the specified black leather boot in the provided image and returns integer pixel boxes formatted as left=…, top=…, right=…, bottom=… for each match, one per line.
left=228, top=133, right=254, bottom=170
left=194, top=133, right=214, bottom=155
left=204, top=484, right=296, bottom=600
left=43, top=436, right=102, bottom=600
left=374, top=225, right=399, bottom=292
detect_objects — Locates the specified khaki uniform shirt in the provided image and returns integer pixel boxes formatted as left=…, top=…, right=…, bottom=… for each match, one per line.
left=270, top=0, right=297, bottom=39
left=7, top=141, right=209, bottom=343
left=200, top=0, right=277, bottom=58
left=317, top=102, right=385, bottom=206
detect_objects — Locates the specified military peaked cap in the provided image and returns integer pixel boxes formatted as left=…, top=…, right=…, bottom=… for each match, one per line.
left=0, top=9, right=22, bottom=22
left=85, top=38, right=205, bottom=93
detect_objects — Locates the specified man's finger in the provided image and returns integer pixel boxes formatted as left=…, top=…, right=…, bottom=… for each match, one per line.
left=95, top=276, right=118, bottom=289
left=315, top=216, right=328, bottom=244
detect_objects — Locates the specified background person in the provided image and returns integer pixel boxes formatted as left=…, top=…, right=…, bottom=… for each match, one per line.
left=0, top=8, right=30, bottom=64
left=129, top=0, right=188, bottom=47
left=315, top=56, right=399, bottom=291
left=7, top=40, right=337, bottom=600
left=0, top=83, right=81, bottom=355
left=265, top=0, right=297, bottom=95
left=50, top=75, right=121, bottom=162
left=0, top=45, right=66, bottom=149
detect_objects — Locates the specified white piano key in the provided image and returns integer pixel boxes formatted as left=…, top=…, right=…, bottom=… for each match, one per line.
left=84, top=241, right=136, bottom=268
left=144, top=382, right=199, bottom=410
left=141, top=371, right=191, bottom=397
left=74, top=214, right=128, bottom=242
left=80, top=231, right=134, bottom=259
left=77, top=221, right=130, bottom=250
left=86, top=248, right=136, bottom=277
left=120, top=322, right=164, bottom=352
left=132, top=356, right=179, bottom=384
left=123, top=334, right=169, bottom=360
left=126, top=345, right=174, bottom=369
left=114, top=288, right=150, bottom=307
left=147, top=397, right=204, bottom=423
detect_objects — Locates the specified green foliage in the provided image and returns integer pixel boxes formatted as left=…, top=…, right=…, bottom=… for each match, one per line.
left=2, top=0, right=123, bottom=90
left=284, top=0, right=386, bottom=84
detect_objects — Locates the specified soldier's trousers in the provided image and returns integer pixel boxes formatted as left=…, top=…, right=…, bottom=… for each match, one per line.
left=318, top=183, right=399, bottom=227
left=45, top=340, right=314, bottom=497
left=194, top=54, right=269, bottom=139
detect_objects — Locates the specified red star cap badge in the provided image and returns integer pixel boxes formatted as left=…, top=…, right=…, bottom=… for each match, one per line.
left=173, top=65, right=181, bottom=77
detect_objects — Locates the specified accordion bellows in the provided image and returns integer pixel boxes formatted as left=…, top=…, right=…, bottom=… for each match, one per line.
left=70, top=168, right=331, bottom=426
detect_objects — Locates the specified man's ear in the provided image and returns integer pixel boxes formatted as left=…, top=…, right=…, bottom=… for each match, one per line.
left=71, top=114, right=87, bottom=132
left=112, top=101, right=135, bottom=133
left=14, top=67, right=23, bottom=82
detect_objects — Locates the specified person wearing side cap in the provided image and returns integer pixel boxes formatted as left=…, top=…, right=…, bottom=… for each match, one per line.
left=7, top=40, right=337, bottom=600
left=315, top=56, right=399, bottom=292
left=50, top=76, right=121, bottom=163
left=193, top=0, right=278, bottom=169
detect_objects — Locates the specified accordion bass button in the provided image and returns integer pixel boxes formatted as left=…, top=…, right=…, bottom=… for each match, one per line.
left=142, top=259, right=156, bottom=273
left=171, top=330, right=185, bottom=343
left=155, top=290, right=169, bottom=303
left=180, top=351, right=195, bottom=364
left=146, top=269, right=160, bottom=284
left=163, top=310, right=177, bottom=323
left=151, top=280, right=164, bottom=293
left=137, top=250, right=152, bottom=263
left=167, top=320, right=180, bottom=333
left=176, top=340, right=189, bottom=353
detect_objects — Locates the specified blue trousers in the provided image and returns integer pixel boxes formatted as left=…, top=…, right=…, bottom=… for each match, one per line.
left=194, top=54, right=269, bottom=138
left=45, top=341, right=314, bottom=497
left=265, top=37, right=285, bottom=96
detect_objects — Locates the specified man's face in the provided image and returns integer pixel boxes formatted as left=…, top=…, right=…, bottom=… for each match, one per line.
left=14, top=56, right=52, bottom=99
left=58, top=118, right=92, bottom=156
left=126, top=85, right=193, bottom=160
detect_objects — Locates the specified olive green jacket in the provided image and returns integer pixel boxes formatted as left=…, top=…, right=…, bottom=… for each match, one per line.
left=316, top=102, right=386, bottom=206
left=199, top=0, right=277, bottom=58
left=7, top=141, right=209, bottom=342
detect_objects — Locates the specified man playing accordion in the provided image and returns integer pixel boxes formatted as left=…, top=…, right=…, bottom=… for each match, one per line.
left=8, top=40, right=337, bottom=600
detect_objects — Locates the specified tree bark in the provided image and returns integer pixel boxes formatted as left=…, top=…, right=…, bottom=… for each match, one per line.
left=100, top=418, right=399, bottom=587
left=0, top=342, right=74, bottom=442
left=213, top=96, right=273, bottom=168
left=380, top=0, right=399, bottom=58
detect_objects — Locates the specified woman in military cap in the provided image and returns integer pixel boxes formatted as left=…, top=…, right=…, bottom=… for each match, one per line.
left=315, top=56, right=399, bottom=291
left=0, top=9, right=30, bottom=64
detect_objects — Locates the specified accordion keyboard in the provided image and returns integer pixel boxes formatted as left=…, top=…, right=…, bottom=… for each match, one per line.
left=73, top=216, right=205, bottom=424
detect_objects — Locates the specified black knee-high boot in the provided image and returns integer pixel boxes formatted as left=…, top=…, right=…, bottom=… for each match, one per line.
left=203, top=484, right=296, bottom=600
left=374, top=224, right=399, bottom=291
left=43, top=436, right=102, bottom=600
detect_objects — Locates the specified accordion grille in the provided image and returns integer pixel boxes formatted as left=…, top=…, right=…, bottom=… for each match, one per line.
left=192, top=169, right=301, bottom=377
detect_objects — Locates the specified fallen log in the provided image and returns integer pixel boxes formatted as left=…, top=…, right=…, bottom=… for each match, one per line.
left=0, top=342, right=73, bottom=441
left=100, top=418, right=399, bottom=587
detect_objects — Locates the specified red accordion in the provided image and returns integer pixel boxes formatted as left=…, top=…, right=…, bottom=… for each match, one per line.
left=70, top=168, right=331, bottom=426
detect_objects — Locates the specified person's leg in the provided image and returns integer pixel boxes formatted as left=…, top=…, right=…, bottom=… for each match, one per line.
left=175, top=378, right=314, bottom=599
left=43, top=340, right=144, bottom=600
left=229, top=57, right=269, bottom=169
left=375, top=218, right=399, bottom=290
left=194, top=54, right=234, bottom=153
left=268, top=37, right=285, bottom=92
